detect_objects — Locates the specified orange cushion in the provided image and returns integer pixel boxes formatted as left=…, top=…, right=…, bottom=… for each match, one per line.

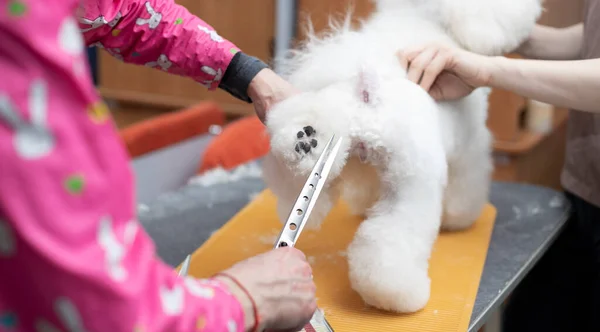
left=198, top=115, right=270, bottom=174
left=120, top=101, right=225, bottom=158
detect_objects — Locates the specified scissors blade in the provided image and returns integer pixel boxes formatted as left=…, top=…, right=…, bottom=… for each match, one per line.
left=274, top=134, right=343, bottom=249
left=178, top=254, right=191, bottom=276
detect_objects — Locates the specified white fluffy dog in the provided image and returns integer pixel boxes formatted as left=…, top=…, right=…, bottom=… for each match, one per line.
left=262, top=0, right=542, bottom=313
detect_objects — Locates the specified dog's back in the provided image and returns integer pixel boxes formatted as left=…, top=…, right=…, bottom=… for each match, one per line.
left=372, top=0, right=543, bottom=55
left=277, top=0, right=542, bottom=92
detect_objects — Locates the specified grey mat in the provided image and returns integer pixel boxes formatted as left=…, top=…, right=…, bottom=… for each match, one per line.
left=138, top=161, right=266, bottom=266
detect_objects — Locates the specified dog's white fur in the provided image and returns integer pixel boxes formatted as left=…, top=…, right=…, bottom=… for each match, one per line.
left=263, top=0, right=543, bottom=313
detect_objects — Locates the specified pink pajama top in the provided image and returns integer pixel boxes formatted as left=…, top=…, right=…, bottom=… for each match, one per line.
left=0, top=0, right=267, bottom=331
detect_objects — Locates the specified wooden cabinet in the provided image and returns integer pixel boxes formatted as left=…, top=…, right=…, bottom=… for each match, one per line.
left=99, top=0, right=276, bottom=117
left=538, top=0, right=584, bottom=28
left=295, top=0, right=373, bottom=40
left=489, top=0, right=583, bottom=190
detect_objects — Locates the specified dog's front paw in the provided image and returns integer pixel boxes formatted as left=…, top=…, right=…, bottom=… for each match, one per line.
left=294, top=126, right=319, bottom=155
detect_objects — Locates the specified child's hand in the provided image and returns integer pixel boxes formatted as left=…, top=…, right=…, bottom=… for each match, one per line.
left=247, top=69, right=300, bottom=123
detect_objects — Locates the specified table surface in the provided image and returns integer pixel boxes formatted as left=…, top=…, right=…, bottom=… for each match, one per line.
left=138, top=161, right=571, bottom=332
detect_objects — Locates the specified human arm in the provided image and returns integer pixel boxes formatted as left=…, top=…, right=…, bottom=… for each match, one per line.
left=487, top=56, right=600, bottom=113
left=397, top=44, right=600, bottom=113
left=0, top=20, right=253, bottom=329
left=79, top=0, right=250, bottom=92
left=0, top=3, right=314, bottom=331
left=78, top=0, right=298, bottom=121
left=515, top=23, right=584, bottom=60
left=0, top=69, right=252, bottom=332
left=247, top=68, right=300, bottom=121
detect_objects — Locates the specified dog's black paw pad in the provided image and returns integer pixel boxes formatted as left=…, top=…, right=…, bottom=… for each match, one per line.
left=303, top=126, right=316, bottom=137
left=295, top=141, right=311, bottom=154
left=294, top=126, right=318, bottom=155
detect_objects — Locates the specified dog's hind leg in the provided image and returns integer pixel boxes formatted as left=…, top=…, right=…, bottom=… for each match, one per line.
left=346, top=154, right=446, bottom=313
left=340, top=156, right=381, bottom=217
left=441, top=128, right=493, bottom=231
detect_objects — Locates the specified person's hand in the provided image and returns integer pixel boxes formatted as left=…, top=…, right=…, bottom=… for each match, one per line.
left=214, top=247, right=316, bottom=332
left=247, top=68, right=300, bottom=122
left=396, top=43, right=495, bottom=101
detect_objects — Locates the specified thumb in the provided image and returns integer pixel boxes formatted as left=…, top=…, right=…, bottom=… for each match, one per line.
left=253, top=100, right=268, bottom=124
left=428, top=83, right=446, bottom=101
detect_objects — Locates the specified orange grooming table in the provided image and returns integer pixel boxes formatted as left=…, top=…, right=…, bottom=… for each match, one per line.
left=185, top=190, right=497, bottom=332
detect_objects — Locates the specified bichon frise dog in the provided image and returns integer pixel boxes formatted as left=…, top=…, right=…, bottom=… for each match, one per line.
left=262, top=0, right=542, bottom=313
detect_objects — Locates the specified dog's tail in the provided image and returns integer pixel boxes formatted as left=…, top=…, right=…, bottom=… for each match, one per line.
left=373, top=0, right=544, bottom=55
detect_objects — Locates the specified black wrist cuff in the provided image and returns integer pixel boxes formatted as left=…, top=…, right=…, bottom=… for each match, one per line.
left=219, top=52, right=269, bottom=103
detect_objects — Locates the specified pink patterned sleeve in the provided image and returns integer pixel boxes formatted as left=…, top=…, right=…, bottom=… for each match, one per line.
left=78, top=0, right=240, bottom=90
left=0, top=1, right=246, bottom=331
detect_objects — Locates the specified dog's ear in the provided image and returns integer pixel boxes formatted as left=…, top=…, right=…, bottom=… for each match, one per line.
left=356, top=65, right=379, bottom=105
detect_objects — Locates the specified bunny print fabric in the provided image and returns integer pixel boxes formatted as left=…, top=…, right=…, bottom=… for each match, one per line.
left=78, top=0, right=240, bottom=90
left=0, top=0, right=247, bottom=331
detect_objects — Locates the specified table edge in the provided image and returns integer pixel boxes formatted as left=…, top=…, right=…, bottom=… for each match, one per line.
left=468, top=207, right=571, bottom=331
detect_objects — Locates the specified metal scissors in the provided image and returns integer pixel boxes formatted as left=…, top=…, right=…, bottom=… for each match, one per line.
left=178, top=254, right=191, bottom=276
left=177, top=133, right=341, bottom=274
left=273, top=134, right=341, bottom=332
left=273, top=133, right=343, bottom=249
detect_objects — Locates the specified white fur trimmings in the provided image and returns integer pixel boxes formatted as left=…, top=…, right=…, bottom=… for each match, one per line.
left=263, top=0, right=539, bottom=313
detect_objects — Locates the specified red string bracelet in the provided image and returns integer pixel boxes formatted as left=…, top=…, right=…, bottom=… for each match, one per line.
left=214, top=272, right=262, bottom=332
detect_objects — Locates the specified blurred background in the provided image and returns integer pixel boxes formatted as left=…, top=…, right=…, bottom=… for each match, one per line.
left=93, top=0, right=584, bottom=191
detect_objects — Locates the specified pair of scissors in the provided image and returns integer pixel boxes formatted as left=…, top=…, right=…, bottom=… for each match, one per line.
left=178, top=254, right=191, bottom=276
left=273, top=134, right=343, bottom=249
left=178, top=130, right=341, bottom=271
left=273, top=134, right=341, bottom=332
left=178, top=135, right=340, bottom=330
